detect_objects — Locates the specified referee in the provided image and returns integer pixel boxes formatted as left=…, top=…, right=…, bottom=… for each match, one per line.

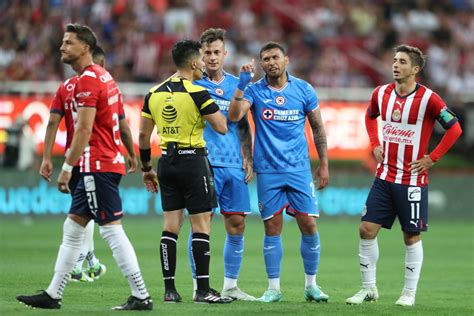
left=138, top=39, right=231, bottom=304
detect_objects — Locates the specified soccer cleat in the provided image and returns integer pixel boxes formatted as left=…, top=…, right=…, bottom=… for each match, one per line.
left=112, top=296, right=153, bottom=311
left=70, top=268, right=94, bottom=282
left=193, top=287, right=221, bottom=301
left=346, top=286, right=379, bottom=305
left=194, top=289, right=233, bottom=304
left=222, top=287, right=256, bottom=301
left=87, top=262, right=106, bottom=280
left=16, top=290, right=61, bottom=309
left=164, top=289, right=182, bottom=303
left=257, top=289, right=283, bottom=303
left=395, top=289, right=415, bottom=307
left=304, top=285, right=329, bottom=302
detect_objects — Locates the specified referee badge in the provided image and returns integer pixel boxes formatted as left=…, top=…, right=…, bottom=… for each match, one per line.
left=392, top=109, right=401, bottom=121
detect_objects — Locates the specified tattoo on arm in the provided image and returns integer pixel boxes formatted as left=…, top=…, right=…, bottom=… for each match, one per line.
left=237, top=114, right=253, bottom=161
left=308, top=109, right=328, bottom=164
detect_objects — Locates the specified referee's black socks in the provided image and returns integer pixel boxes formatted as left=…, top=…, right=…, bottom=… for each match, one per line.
left=160, top=231, right=178, bottom=290
left=192, top=233, right=211, bottom=292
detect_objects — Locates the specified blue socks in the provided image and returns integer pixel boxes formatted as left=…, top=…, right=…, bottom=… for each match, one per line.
left=224, top=234, right=244, bottom=279
left=263, top=235, right=283, bottom=279
left=300, top=233, right=320, bottom=275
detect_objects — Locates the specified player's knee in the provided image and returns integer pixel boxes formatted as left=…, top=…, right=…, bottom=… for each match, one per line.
left=403, top=232, right=420, bottom=245
left=62, top=217, right=86, bottom=247
left=359, top=223, right=377, bottom=239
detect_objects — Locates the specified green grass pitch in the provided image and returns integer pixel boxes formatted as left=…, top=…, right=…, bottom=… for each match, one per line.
left=1, top=215, right=473, bottom=315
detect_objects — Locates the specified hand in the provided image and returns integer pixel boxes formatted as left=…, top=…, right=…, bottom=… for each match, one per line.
left=373, top=145, right=384, bottom=163
left=57, top=170, right=72, bottom=194
left=127, top=156, right=138, bottom=174
left=40, top=159, right=53, bottom=182
left=243, top=158, right=253, bottom=183
left=409, top=155, right=434, bottom=173
left=237, top=60, right=255, bottom=91
left=143, top=169, right=158, bottom=193
left=314, top=164, right=329, bottom=190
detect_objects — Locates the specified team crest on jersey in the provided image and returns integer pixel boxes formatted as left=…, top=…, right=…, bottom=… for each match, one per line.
left=392, top=109, right=401, bottom=121
left=262, top=109, right=274, bottom=120
left=162, top=105, right=178, bottom=123
left=215, top=88, right=224, bottom=96
left=275, top=96, right=285, bottom=105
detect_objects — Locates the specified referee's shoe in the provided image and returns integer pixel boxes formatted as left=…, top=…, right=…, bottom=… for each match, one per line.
left=194, top=289, right=233, bottom=304
left=112, top=296, right=153, bottom=311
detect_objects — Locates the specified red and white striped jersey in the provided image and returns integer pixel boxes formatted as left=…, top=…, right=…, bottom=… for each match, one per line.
left=368, top=83, right=448, bottom=186
left=50, top=75, right=79, bottom=165
left=73, top=64, right=126, bottom=175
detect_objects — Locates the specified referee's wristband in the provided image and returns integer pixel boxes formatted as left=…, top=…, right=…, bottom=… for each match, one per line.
left=140, top=148, right=151, bottom=165
left=62, top=162, right=73, bottom=172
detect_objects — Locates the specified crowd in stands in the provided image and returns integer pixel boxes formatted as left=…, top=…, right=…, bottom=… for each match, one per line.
left=1, top=0, right=473, bottom=104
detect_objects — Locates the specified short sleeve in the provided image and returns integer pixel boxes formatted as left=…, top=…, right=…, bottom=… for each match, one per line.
left=429, top=92, right=458, bottom=129
left=50, top=85, right=65, bottom=116
left=141, top=92, right=153, bottom=119
left=304, top=82, right=318, bottom=113
left=243, top=83, right=255, bottom=106
left=75, top=73, right=100, bottom=108
left=190, top=89, right=219, bottom=115
left=118, top=99, right=126, bottom=120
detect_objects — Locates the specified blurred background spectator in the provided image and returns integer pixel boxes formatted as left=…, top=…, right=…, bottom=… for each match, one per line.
left=0, top=0, right=472, bottom=101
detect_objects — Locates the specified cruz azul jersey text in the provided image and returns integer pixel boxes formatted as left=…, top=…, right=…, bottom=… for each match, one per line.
left=195, top=72, right=242, bottom=168
left=244, top=75, right=318, bottom=173
left=369, top=83, right=457, bottom=186
left=72, top=64, right=126, bottom=174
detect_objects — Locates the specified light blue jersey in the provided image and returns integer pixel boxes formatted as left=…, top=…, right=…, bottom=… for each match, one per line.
left=195, top=72, right=242, bottom=168
left=244, top=74, right=318, bottom=173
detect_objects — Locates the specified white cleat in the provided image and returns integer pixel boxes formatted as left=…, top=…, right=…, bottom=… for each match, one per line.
left=395, top=290, right=415, bottom=307
left=346, top=286, right=379, bottom=305
left=221, top=287, right=256, bottom=301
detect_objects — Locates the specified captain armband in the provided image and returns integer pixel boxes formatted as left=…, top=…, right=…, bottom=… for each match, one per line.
left=437, top=107, right=458, bottom=130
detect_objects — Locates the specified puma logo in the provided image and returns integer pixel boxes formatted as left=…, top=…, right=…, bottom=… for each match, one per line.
left=406, top=266, right=415, bottom=272
left=360, top=263, right=369, bottom=269
left=396, top=100, right=404, bottom=107
left=410, top=220, right=419, bottom=228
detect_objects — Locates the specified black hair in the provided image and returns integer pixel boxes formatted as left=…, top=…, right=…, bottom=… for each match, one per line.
left=172, top=39, right=202, bottom=68
left=65, top=23, right=97, bottom=52
left=394, top=44, right=426, bottom=70
left=259, top=41, right=286, bottom=59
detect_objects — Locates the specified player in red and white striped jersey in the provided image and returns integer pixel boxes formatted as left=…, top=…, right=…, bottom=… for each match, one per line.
left=18, top=24, right=152, bottom=311
left=346, top=44, right=462, bottom=307
left=40, top=46, right=137, bottom=283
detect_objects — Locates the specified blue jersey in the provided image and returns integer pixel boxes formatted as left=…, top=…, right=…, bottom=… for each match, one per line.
left=244, top=74, right=318, bottom=173
left=195, top=72, right=242, bottom=168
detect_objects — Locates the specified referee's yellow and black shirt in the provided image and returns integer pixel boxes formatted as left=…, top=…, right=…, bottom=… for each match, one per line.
left=142, top=77, right=219, bottom=149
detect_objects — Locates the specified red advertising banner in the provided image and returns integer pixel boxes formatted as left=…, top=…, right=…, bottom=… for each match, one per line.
left=0, top=95, right=371, bottom=160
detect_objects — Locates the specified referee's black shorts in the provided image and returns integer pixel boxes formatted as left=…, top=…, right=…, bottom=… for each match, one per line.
left=157, top=155, right=217, bottom=214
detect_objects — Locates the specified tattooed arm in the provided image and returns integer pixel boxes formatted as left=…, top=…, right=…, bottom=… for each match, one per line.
left=237, top=114, right=253, bottom=183
left=308, top=108, right=329, bottom=190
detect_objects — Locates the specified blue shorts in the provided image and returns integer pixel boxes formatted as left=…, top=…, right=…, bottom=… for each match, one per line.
left=70, top=172, right=123, bottom=225
left=213, top=167, right=251, bottom=215
left=257, top=170, right=318, bottom=220
left=363, top=178, right=428, bottom=232
left=69, top=166, right=81, bottom=194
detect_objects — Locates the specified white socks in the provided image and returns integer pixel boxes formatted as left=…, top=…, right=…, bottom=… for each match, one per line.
left=223, top=277, right=237, bottom=291
left=268, top=278, right=280, bottom=291
left=46, top=218, right=86, bottom=299
left=305, top=274, right=316, bottom=288
left=404, top=241, right=423, bottom=292
left=99, top=225, right=149, bottom=299
left=73, top=220, right=94, bottom=271
left=359, top=238, right=379, bottom=288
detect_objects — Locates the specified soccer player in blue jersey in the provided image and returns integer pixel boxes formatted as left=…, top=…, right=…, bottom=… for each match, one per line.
left=188, top=28, right=255, bottom=301
left=228, top=41, right=330, bottom=303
